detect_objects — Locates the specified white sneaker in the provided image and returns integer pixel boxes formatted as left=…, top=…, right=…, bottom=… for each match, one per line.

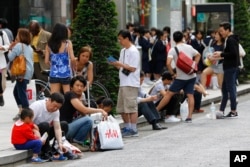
left=164, top=115, right=181, bottom=123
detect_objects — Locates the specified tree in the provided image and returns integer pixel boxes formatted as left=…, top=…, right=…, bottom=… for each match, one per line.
left=208, top=0, right=250, bottom=81
left=71, top=0, right=121, bottom=106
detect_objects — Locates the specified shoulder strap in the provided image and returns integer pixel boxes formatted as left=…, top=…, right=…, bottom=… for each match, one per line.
left=174, top=47, right=179, bottom=57
left=21, top=44, right=24, bottom=54
left=64, top=40, right=69, bottom=53
left=208, top=39, right=213, bottom=47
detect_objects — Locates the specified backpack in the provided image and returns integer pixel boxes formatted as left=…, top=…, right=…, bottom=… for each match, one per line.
left=10, top=44, right=26, bottom=77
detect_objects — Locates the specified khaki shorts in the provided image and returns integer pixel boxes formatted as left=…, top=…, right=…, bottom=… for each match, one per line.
left=116, top=86, right=138, bottom=114
left=0, top=68, right=6, bottom=93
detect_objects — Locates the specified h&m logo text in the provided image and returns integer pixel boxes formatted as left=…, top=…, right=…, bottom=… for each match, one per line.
left=105, top=129, right=119, bottom=138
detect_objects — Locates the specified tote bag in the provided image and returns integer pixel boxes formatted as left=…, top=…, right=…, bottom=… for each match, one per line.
left=97, top=115, right=124, bottom=150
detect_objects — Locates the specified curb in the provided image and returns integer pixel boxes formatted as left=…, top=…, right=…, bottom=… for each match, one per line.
left=1, top=84, right=249, bottom=166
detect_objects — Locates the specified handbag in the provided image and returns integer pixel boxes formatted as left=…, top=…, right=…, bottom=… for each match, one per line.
left=10, top=44, right=26, bottom=77
left=97, top=115, right=124, bottom=150
left=175, top=47, right=197, bottom=75
left=26, top=80, right=36, bottom=105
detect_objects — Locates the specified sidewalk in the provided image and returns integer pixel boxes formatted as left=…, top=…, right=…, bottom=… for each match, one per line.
left=1, top=80, right=250, bottom=166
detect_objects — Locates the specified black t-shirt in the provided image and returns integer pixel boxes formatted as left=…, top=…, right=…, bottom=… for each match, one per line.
left=60, top=91, right=79, bottom=123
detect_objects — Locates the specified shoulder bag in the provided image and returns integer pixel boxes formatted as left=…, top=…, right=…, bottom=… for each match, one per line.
left=175, top=47, right=197, bottom=75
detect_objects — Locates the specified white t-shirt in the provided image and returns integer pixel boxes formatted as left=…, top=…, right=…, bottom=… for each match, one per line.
left=149, top=80, right=170, bottom=103
left=119, top=45, right=140, bottom=88
left=168, top=43, right=198, bottom=80
left=30, top=99, right=60, bottom=126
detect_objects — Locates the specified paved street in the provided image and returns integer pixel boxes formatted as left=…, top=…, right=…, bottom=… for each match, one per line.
left=1, top=81, right=250, bottom=167
left=6, top=91, right=250, bottom=166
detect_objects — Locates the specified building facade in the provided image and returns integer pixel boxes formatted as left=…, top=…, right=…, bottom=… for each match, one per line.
left=0, top=0, right=206, bottom=37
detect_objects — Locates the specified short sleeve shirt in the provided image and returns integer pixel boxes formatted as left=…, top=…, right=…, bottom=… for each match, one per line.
left=59, top=91, right=79, bottom=123
left=118, top=45, right=140, bottom=88
left=168, top=43, right=198, bottom=80
left=30, top=99, right=60, bottom=126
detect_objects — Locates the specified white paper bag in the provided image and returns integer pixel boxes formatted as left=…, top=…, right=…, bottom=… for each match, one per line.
left=26, top=79, right=36, bottom=105
left=97, top=115, right=124, bottom=150
left=180, top=99, right=188, bottom=121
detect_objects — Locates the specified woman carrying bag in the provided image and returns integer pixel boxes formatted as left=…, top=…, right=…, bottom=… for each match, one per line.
left=8, top=28, right=34, bottom=121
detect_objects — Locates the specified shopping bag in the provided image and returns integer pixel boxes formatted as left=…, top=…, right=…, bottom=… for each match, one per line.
left=180, top=99, right=188, bottom=121
left=53, top=136, right=81, bottom=154
left=97, top=115, right=124, bottom=150
left=175, top=47, right=197, bottom=75
left=26, top=79, right=36, bottom=105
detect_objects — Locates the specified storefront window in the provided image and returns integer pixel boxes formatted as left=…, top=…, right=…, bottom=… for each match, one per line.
left=19, top=0, right=52, bottom=30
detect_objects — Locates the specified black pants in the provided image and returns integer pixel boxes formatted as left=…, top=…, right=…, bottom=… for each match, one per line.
left=156, top=94, right=184, bottom=116
left=194, top=90, right=202, bottom=110
left=138, top=101, right=160, bottom=124
left=38, top=121, right=68, bottom=154
left=0, top=72, right=2, bottom=94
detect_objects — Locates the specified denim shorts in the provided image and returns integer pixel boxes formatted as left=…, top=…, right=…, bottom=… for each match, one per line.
left=49, top=77, right=71, bottom=85
left=169, top=77, right=196, bottom=94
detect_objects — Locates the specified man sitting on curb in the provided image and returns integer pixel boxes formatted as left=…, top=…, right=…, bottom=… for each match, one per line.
left=138, top=71, right=167, bottom=130
left=149, top=71, right=184, bottom=123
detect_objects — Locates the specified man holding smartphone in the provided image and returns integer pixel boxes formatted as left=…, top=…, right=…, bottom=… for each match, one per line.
left=109, top=30, right=140, bottom=137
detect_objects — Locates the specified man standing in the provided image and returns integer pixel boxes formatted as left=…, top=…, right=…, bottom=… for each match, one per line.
left=214, top=22, right=239, bottom=118
left=28, top=20, right=51, bottom=82
left=156, top=31, right=200, bottom=123
left=110, top=30, right=140, bottom=137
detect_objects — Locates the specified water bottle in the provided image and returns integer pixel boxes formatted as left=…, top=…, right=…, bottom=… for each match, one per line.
left=210, top=102, right=216, bottom=119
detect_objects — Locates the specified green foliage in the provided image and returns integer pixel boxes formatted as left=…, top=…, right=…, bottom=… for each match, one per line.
left=208, top=0, right=250, bottom=81
left=71, top=0, right=121, bottom=111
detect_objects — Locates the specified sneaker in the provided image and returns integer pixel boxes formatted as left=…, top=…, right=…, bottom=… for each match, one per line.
left=216, top=111, right=225, bottom=119
left=122, top=128, right=132, bottom=138
left=225, top=111, right=238, bottom=118
left=12, top=114, right=20, bottom=121
left=185, top=118, right=192, bottom=123
left=52, top=154, right=68, bottom=161
left=164, top=115, right=181, bottom=123
left=31, top=157, right=47, bottom=163
left=71, top=142, right=89, bottom=152
left=130, top=129, right=139, bottom=137
left=63, top=151, right=80, bottom=160
left=0, top=95, right=4, bottom=106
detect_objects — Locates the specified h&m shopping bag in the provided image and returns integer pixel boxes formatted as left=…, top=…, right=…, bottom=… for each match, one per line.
left=97, top=115, right=124, bottom=150
left=26, top=79, right=36, bottom=105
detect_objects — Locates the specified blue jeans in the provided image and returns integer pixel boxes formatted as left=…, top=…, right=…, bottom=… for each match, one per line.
left=66, top=116, right=93, bottom=143
left=13, top=79, right=29, bottom=108
left=220, top=68, right=237, bottom=112
left=14, top=139, right=42, bottom=154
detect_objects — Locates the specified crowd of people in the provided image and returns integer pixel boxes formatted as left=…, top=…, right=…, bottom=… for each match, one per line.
left=0, top=18, right=243, bottom=163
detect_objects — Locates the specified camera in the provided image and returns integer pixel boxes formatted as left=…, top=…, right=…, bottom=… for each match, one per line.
left=122, top=69, right=130, bottom=76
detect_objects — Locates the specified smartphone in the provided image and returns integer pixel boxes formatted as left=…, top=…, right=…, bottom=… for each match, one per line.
left=107, top=55, right=117, bottom=62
